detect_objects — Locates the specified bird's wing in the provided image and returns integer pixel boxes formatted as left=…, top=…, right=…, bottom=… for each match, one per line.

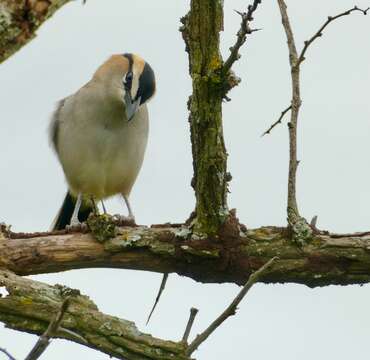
left=49, top=98, right=67, bottom=154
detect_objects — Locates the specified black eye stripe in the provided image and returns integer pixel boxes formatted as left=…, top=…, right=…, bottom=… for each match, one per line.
left=136, top=62, right=155, bottom=105
left=122, top=53, right=134, bottom=91
left=122, top=53, right=133, bottom=68
left=123, top=71, right=133, bottom=90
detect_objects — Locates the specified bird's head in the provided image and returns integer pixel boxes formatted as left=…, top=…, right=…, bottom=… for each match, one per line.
left=93, top=53, right=156, bottom=121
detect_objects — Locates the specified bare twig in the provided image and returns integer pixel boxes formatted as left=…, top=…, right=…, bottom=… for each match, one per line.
left=277, top=0, right=301, bottom=225
left=24, top=297, right=70, bottom=360
left=182, top=308, right=199, bottom=343
left=297, top=6, right=370, bottom=67
left=277, top=1, right=369, bottom=238
left=186, top=257, right=278, bottom=355
left=0, top=347, right=16, bottom=360
left=262, top=104, right=292, bottom=136
left=223, top=0, right=263, bottom=75
left=146, top=273, right=169, bottom=325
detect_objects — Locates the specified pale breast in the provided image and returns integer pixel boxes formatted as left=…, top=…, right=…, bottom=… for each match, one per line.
left=53, top=89, right=149, bottom=199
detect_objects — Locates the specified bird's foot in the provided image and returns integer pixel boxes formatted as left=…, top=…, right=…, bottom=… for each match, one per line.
left=66, top=220, right=89, bottom=233
left=113, top=214, right=136, bottom=226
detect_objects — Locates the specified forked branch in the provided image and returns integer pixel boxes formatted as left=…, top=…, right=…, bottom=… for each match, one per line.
left=276, top=0, right=368, bottom=243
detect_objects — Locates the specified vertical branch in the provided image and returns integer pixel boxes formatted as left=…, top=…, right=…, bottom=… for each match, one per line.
left=180, top=0, right=229, bottom=235
left=277, top=0, right=311, bottom=243
left=276, top=0, right=300, bottom=218
left=180, top=1, right=262, bottom=235
left=276, top=1, right=369, bottom=244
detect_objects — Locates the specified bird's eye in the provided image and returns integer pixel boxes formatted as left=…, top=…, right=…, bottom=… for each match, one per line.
left=123, top=71, right=133, bottom=90
left=126, top=71, right=133, bottom=82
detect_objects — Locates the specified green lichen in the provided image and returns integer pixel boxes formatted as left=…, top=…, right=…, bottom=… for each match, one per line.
left=180, top=245, right=220, bottom=258
left=104, top=227, right=176, bottom=256
left=55, top=284, right=81, bottom=298
left=182, top=0, right=230, bottom=236
left=87, top=214, right=117, bottom=243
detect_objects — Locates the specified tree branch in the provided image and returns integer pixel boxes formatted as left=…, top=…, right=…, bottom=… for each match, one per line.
left=2, top=222, right=370, bottom=287
left=261, top=104, right=292, bottom=136
left=297, top=6, right=369, bottom=67
left=0, top=0, right=71, bottom=64
left=25, top=297, right=70, bottom=360
left=0, top=347, right=16, bottom=360
left=182, top=308, right=198, bottom=344
left=180, top=0, right=230, bottom=235
left=276, top=1, right=369, bottom=244
left=276, top=0, right=307, bottom=242
left=0, top=270, right=190, bottom=360
left=222, top=0, right=263, bottom=75
left=186, top=257, right=277, bottom=355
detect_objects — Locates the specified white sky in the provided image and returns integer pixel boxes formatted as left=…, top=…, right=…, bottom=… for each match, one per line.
left=1, top=0, right=370, bottom=359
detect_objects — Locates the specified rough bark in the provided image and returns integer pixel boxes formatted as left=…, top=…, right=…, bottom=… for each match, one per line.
left=2, top=222, right=370, bottom=287
left=180, top=0, right=230, bottom=234
left=0, top=269, right=190, bottom=360
left=0, top=0, right=70, bottom=64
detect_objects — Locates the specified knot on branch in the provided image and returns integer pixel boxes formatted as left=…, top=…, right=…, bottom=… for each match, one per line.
left=0, top=223, right=11, bottom=240
left=222, top=70, right=241, bottom=99
left=287, top=209, right=312, bottom=246
left=87, top=214, right=117, bottom=243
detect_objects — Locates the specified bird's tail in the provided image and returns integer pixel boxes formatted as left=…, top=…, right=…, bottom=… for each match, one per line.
left=50, top=192, right=95, bottom=231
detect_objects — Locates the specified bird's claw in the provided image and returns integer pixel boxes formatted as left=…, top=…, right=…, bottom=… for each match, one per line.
left=66, top=221, right=89, bottom=233
left=112, top=214, right=136, bottom=226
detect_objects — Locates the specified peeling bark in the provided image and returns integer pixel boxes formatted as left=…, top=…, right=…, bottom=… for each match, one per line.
left=2, top=223, right=370, bottom=287
left=0, top=270, right=190, bottom=360
left=0, top=0, right=71, bottom=64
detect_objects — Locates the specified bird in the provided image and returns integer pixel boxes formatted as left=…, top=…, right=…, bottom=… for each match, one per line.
left=49, top=53, right=156, bottom=230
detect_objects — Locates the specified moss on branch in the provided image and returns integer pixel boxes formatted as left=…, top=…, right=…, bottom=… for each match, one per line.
left=0, top=0, right=71, bottom=64
left=180, top=0, right=230, bottom=235
left=2, top=224, right=370, bottom=287
left=0, top=270, right=190, bottom=360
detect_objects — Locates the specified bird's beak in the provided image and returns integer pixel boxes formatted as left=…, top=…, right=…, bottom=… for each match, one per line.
left=124, top=92, right=141, bottom=121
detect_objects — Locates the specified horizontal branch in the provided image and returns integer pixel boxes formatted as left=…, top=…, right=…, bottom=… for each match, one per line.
left=0, top=269, right=190, bottom=360
left=0, top=0, right=70, bottom=64
left=2, top=220, right=370, bottom=287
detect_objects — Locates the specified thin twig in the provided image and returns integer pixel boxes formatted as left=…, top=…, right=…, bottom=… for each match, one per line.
left=277, top=0, right=369, bottom=229
left=277, top=0, right=301, bottom=222
left=223, top=0, right=263, bottom=74
left=182, top=308, right=199, bottom=343
left=24, top=297, right=70, bottom=360
left=297, top=6, right=370, bottom=67
left=0, top=347, right=16, bottom=360
left=186, top=257, right=278, bottom=356
left=146, top=273, right=169, bottom=325
left=262, top=105, right=292, bottom=136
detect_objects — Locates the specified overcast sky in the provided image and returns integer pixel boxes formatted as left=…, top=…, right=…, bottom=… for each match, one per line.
left=1, top=1, right=370, bottom=359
